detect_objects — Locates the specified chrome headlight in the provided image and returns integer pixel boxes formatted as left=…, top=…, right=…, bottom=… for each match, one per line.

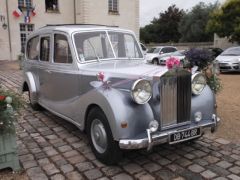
left=131, top=79, right=152, bottom=104
left=192, top=73, right=206, bottom=95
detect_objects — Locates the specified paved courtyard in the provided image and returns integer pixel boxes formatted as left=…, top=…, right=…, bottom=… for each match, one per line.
left=0, top=69, right=240, bottom=180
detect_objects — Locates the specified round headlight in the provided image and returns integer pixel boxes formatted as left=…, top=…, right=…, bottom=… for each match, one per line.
left=192, top=73, right=206, bottom=95
left=131, top=79, right=152, bottom=104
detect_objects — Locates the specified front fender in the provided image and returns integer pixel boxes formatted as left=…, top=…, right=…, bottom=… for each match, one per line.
left=79, top=87, right=155, bottom=140
left=191, top=85, right=216, bottom=120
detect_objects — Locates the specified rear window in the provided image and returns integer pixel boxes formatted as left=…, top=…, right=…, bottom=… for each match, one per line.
left=27, top=36, right=39, bottom=60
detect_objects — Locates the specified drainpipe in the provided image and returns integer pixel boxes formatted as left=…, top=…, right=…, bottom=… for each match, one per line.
left=5, top=0, right=12, bottom=60
left=74, top=0, right=76, bottom=24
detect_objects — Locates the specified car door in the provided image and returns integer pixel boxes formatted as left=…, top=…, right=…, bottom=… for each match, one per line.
left=40, top=32, right=79, bottom=120
left=38, top=34, right=52, bottom=103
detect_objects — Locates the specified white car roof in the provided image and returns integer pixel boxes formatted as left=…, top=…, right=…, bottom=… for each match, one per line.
left=28, top=24, right=134, bottom=38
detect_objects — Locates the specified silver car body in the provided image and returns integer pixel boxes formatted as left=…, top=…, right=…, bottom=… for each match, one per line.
left=216, top=46, right=240, bottom=72
left=22, top=25, right=218, bottom=150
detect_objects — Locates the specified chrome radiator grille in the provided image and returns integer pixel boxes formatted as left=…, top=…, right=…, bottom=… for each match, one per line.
left=160, top=70, right=191, bottom=128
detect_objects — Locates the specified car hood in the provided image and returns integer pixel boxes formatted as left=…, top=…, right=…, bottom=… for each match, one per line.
left=79, top=60, right=168, bottom=79
left=216, top=55, right=240, bottom=63
left=160, top=55, right=185, bottom=61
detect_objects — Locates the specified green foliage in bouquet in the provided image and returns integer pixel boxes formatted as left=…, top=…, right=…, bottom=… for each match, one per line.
left=0, top=87, right=22, bottom=134
left=184, top=48, right=222, bottom=94
left=205, top=73, right=222, bottom=94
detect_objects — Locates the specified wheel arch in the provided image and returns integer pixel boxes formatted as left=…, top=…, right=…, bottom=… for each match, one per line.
left=84, top=104, right=103, bottom=131
left=22, top=72, right=38, bottom=104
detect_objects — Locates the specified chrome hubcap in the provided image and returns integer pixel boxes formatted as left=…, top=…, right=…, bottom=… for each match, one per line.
left=91, top=119, right=107, bottom=153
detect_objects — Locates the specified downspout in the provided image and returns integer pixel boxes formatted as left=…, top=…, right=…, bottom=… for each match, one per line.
left=5, top=0, right=12, bottom=60
left=74, top=0, right=76, bottom=24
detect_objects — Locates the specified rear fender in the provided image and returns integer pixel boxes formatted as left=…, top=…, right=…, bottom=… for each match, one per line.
left=22, top=72, right=38, bottom=104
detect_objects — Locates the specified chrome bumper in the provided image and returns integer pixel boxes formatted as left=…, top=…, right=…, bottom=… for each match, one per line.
left=119, top=116, right=219, bottom=150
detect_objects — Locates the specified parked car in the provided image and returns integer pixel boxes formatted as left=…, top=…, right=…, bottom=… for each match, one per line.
left=216, top=46, right=240, bottom=72
left=140, top=43, right=148, bottom=55
left=146, top=46, right=177, bottom=64
left=22, top=24, right=219, bottom=165
left=158, top=50, right=185, bottom=65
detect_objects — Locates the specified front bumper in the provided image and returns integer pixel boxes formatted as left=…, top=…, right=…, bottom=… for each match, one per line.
left=119, top=116, right=219, bottom=150
left=219, top=63, right=240, bottom=72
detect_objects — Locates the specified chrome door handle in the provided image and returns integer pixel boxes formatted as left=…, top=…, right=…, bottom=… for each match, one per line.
left=46, top=70, right=52, bottom=74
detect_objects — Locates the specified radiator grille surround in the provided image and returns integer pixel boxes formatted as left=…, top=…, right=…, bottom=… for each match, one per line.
left=159, top=69, right=192, bottom=129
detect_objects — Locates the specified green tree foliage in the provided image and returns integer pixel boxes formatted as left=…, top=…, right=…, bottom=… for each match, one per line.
left=207, top=0, right=240, bottom=43
left=178, top=2, right=218, bottom=42
left=140, top=5, right=184, bottom=43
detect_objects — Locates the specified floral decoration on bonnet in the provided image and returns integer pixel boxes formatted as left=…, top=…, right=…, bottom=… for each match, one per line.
left=166, top=57, right=181, bottom=69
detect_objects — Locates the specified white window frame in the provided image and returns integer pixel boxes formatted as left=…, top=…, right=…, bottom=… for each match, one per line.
left=18, top=0, right=32, bottom=8
left=108, top=0, right=119, bottom=13
left=20, top=24, right=34, bottom=53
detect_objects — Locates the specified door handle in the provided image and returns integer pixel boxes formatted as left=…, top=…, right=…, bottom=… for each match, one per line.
left=46, top=70, right=52, bottom=74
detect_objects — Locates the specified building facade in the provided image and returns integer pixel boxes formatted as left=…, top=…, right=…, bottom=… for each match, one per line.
left=0, top=0, right=139, bottom=60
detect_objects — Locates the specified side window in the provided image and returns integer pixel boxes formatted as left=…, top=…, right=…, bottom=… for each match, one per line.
left=161, top=48, right=168, bottom=54
left=40, top=37, right=50, bottom=62
left=54, top=34, right=73, bottom=64
left=169, top=47, right=177, bottom=53
left=27, top=36, right=39, bottom=60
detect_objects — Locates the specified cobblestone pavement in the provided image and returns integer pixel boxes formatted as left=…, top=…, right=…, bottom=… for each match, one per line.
left=1, top=70, right=240, bottom=180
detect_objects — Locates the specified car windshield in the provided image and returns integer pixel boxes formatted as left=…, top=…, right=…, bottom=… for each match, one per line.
left=221, top=47, right=240, bottom=56
left=147, top=48, right=160, bottom=53
left=74, top=31, right=143, bottom=61
left=171, top=51, right=184, bottom=56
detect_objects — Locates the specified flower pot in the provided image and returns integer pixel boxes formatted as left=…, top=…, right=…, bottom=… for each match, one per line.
left=0, top=132, right=20, bottom=171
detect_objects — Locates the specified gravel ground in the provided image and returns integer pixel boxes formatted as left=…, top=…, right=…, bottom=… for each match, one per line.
left=213, top=72, right=240, bottom=143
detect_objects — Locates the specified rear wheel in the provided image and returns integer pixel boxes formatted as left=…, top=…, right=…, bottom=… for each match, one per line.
left=28, top=91, right=42, bottom=111
left=86, top=107, right=122, bottom=165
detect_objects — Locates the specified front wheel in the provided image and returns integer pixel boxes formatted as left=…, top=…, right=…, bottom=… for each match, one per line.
left=153, top=58, right=159, bottom=65
left=86, top=107, right=122, bottom=165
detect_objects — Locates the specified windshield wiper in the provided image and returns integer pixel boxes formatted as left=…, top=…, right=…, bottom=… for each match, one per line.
left=87, top=40, right=100, bottom=62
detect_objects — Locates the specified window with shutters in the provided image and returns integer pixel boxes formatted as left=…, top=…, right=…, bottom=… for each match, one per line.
left=20, top=24, right=34, bottom=53
left=108, top=0, right=119, bottom=14
left=18, top=0, right=32, bottom=8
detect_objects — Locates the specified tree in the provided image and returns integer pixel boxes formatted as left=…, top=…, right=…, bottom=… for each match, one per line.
left=178, top=2, right=218, bottom=42
left=140, top=5, right=184, bottom=43
left=207, top=0, right=240, bottom=43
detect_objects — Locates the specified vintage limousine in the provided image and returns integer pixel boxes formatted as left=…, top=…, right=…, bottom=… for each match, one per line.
left=22, top=24, right=219, bottom=164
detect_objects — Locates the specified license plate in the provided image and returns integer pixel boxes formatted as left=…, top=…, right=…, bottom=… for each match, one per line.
left=169, top=128, right=201, bottom=144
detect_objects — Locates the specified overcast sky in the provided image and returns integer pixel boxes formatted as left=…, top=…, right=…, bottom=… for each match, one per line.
left=140, top=0, right=226, bottom=27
